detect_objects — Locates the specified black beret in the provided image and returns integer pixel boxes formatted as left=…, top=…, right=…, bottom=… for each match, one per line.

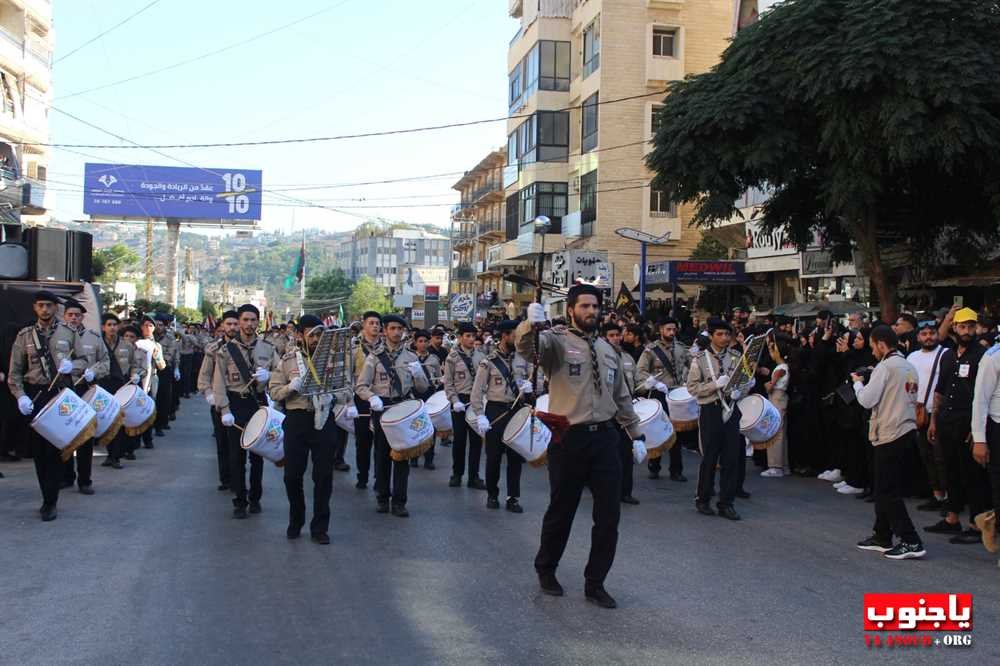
left=221, top=310, right=239, bottom=321
left=381, top=314, right=407, bottom=328
left=706, top=317, right=733, bottom=333
left=34, top=290, right=59, bottom=304
left=362, top=310, right=382, bottom=322
left=101, top=313, right=120, bottom=324
left=122, top=325, right=141, bottom=337
left=141, top=315, right=156, bottom=325
left=296, top=314, right=323, bottom=332
left=237, top=304, right=260, bottom=318
left=412, top=328, right=430, bottom=340
left=155, top=313, right=171, bottom=323
left=567, top=283, right=602, bottom=304
left=63, top=298, right=86, bottom=314
left=457, top=322, right=477, bottom=335
left=497, top=319, right=519, bottom=333
left=430, top=327, right=445, bottom=336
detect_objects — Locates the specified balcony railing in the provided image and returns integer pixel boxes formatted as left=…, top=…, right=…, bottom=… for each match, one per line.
left=454, top=266, right=474, bottom=281
left=478, top=219, right=503, bottom=236
left=27, top=40, right=50, bottom=68
left=0, top=26, right=24, bottom=51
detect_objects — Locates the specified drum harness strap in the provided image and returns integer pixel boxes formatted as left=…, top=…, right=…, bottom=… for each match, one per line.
left=31, top=327, right=56, bottom=386
left=650, top=343, right=679, bottom=390
left=226, top=340, right=262, bottom=403
left=105, top=338, right=125, bottom=382
left=376, top=349, right=404, bottom=399
left=486, top=349, right=525, bottom=428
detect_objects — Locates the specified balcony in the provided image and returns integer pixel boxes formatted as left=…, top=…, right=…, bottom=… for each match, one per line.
left=453, top=265, right=475, bottom=281
left=21, top=177, right=45, bottom=213
left=509, top=0, right=523, bottom=18
left=470, top=180, right=503, bottom=205
left=478, top=218, right=504, bottom=239
left=451, top=202, right=473, bottom=220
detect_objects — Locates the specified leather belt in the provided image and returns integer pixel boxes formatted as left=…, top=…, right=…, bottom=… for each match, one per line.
left=567, top=420, right=614, bottom=434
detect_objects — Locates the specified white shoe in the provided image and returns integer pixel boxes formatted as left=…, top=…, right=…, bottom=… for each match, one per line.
left=760, top=468, right=784, bottom=478
left=817, top=469, right=834, bottom=480
left=823, top=469, right=843, bottom=483
left=833, top=481, right=847, bottom=489
left=837, top=484, right=864, bottom=495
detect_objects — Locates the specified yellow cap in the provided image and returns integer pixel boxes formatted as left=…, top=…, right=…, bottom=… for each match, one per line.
left=954, top=307, right=978, bottom=324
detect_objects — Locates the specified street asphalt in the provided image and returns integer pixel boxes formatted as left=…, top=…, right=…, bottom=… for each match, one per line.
left=2, top=397, right=998, bottom=665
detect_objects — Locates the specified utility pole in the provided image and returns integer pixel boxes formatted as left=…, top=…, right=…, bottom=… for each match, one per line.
left=143, top=220, right=153, bottom=298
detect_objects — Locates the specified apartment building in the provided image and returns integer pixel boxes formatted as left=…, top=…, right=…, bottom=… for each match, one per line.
left=500, top=0, right=735, bottom=305
left=0, top=0, right=52, bottom=223
left=335, top=226, right=451, bottom=294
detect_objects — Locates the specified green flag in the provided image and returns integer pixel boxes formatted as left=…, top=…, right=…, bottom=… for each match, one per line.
left=284, top=239, right=305, bottom=290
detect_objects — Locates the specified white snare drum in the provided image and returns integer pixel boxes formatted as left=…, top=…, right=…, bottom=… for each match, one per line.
left=738, top=394, right=782, bottom=447
left=31, top=389, right=98, bottom=457
left=425, top=390, right=452, bottom=435
left=115, top=384, right=157, bottom=436
left=535, top=394, right=549, bottom=412
left=381, top=400, right=435, bottom=461
left=241, top=406, right=286, bottom=465
left=84, top=385, right=123, bottom=445
left=667, top=387, right=700, bottom=431
left=502, top=406, right=551, bottom=467
left=634, top=398, right=675, bottom=458
left=334, top=402, right=355, bottom=433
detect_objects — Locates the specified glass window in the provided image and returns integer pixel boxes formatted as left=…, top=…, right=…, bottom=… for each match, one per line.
left=583, top=18, right=600, bottom=78
left=519, top=182, right=567, bottom=231
left=508, top=61, right=523, bottom=111
left=517, top=115, right=536, bottom=164
left=523, top=42, right=539, bottom=99
left=537, top=111, right=569, bottom=161
left=505, top=192, right=520, bottom=240
left=580, top=170, right=597, bottom=236
left=650, top=104, right=664, bottom=135
left=539, top=40, right=571, bottom=91
left=650, top=189, right=678, bottom=216
left=582, top=93, right=599, bottom=153
left=653, top=27, right=676, bottom=57
left=507, top=131, right=518, bottom=166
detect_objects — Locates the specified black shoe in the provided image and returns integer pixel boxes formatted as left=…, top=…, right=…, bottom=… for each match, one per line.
left=410, top=459, right=419, bottom=468
left=233, top=506, right=248, bottom=519
left=439, top=440, right=452, bottom=447
left=287, top=525, right=302, bottom=539
left=41, top=504, right=57, bottom=522
left=163, top=423, right=172, bottom=429
left=949, top=528, right=982, bottom=545
left=864, top=495, right=874, bottom=503
left=924, top=519, right=962, bottom=534
left=585, top=584, right=618, bottom=609
left=648, top=470, right=660, bottom=480
left=468, top=478, right=487, bottom=490
left=735, top=489, right=751, bottom=499
left=487, top=497, right=500, bottom=510
left=448, top=476, right=462, bottom=487
left=669, top=473, right=687, bottom=482
left=144, top=442, right=155, bottom=449
left=423, top=462, right=436, bottom=470
left=248, top=502, right=261, bottom=515
left=155, top=430, right=165, bottom=437
left=856, top=535, right=893, bottom=553
left=355, top=480, right=367, bottom=490
left=391, top=505, right=409, bottom=518
left=124, top=452, right=137, bottom=460
left=333, top=462, right=350, bottom=472
left=717, top=505, right=741, bottom=521
left=916, top=497, right=946, bottom=511
left=79, top=485, right=95, bottom=495
left=311, top=533, right=331, bottom=545
left=695, top=501, right=715, bottom=516
left=506, top=498, right=523, bottom=514
left=217, top=484, right=229, bottom=491
left=60, top=480, right=73, bottom=489
left=101, top=457, right=114, bottom=468
left=109, top=458, right=123, bottom=470
left=621, top=496, right=640, bottom=505
left=376, top=501, right=390, bottom=514
left=168, top=415, right=176, bottom=422
left=884, top=541, right=926, bottom=560
left=856, top=491, right=872, bottom=500
left=538, top=573, right=564, bottom=596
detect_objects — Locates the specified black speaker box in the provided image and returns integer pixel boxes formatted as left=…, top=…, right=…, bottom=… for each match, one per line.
left=1, top=224, right=22, bottom=243
left=66, top=230, right=94, bottom=282
left=0, top=242, right=29, bottom=279
left=26, top=227, right=68, bottom=281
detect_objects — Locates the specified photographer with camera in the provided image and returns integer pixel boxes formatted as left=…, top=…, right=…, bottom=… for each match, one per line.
left=851, top=325, right=925, bottom=560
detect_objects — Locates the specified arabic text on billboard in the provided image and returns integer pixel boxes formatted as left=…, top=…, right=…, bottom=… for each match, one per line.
left=83, top=163, right=263, bottom=221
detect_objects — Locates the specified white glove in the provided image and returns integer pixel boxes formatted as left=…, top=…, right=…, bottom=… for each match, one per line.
left=730, top=387, right=744, bottom=401
left=642, top=376, right=658, bottom=390
left=131, top=373, right=142, bottom=385
left=655, top=381, right=669, bottom=394
left=453, top=400, right=466, bottom=413
left=58, top=358, right=73, bottom=375
left=476, top=414, right=491, bottom=435
left=517, top=379, right=533, bottom=395
left=714, top=375, right=730, bottom=390
left=18, top=395, right=34, bottom=416
left=221, top=412, right=235, bottom=427
left=369, top=395, right=384, bottom=412
left=253, top=367, right=270, bottom=383
left=0, top=371, right=5, bottom=382
left=205, top=391, right=215, bottom=406
left=346, top=405, right=359, bottom=419
left=174, top=368, right=181, bottom=381
left=408, top=361, right=423, bottom=376
left=288, top=376, right=303, bottom=393
left=83, top=368, right=95, bottom=383
left=632, top=440, right=648, bottom=464
left=527, top=303, right=546, bottom=324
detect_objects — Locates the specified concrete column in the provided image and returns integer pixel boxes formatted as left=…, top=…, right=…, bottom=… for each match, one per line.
left=165, top=220, right=181, bottom=308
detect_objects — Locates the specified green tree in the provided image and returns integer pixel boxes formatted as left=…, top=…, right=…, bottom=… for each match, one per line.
left=306, top=269, right=353, bottom=299
left=347, top=276, right=392, bottom=319
left=647, top=0, right=1000, bottom=321
left=200, top=300, right=221, bottom=319
left=133, top=299, right=173, bottom=316
left=689, top=236, right=729, bottom=261
left=174, top=306, right=202, bottom=323
left=93, top=244, right=141, bottom=307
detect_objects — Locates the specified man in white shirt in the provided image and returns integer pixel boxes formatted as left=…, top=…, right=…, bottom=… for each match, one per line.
left=906, top=320, right=949, bottom=512
left=972, top=338, right=1000, bottom=563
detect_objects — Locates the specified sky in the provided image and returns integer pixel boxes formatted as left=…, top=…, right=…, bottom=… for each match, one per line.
left=46, top=0, right=516, bottom=235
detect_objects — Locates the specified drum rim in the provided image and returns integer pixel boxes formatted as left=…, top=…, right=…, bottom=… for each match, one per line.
left=241, top=407, right=275, bottom=446
left=32, top=388, right=80, bottom=423
left=380, top=399, right=424, bottom=426
left=634, top=398, right=664, bottom=425
left=502, top=405, right=536, bottom=442
left=667, top=387, right=693, bottom=401
left=114, top=384, right=140, bottom=405
left=737, top=394, right=767, bottom=430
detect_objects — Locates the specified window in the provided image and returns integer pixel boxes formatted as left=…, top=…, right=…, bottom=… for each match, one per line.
left=650, top=189, right=678, bottom=217
left=519, top=182, right=567, bottom=231
left=582, top=93, right=599, bottom=153
left=583, top=18, right=600, bottom=78
left=522, top=43, right=539, bottom=100
left=505, top=192, right=520, bottom=240
left=652, top=27, right=677, bottom=57
left=508, top=61, right=523, bottom=112
left=580, top=170, right=597, bottom=236
left=517, top=115, right=536, bottom=164
left=539, top=40, right=570, bottom=91
left=507, top=131, right=518, bottom=166
left=537, top=111, right=569, bottom=161
left=650, top=104, right=664, bottom=135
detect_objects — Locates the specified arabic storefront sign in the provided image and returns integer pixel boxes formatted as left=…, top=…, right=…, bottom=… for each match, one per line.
left=449, top=293, right=474, bottom=321
left=550, top=250, right=612, bottom=288
left=647, top=260, right=748, bottom=285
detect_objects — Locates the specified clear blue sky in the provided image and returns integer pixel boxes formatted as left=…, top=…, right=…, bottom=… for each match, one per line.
left=47, top=0, right=515, bottom=233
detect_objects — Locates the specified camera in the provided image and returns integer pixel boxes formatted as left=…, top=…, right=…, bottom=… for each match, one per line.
left=853, top=366, right=874, bottom=384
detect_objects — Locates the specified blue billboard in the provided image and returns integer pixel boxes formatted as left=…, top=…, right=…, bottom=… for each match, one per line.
left=83, top=163, right=262, bottom=221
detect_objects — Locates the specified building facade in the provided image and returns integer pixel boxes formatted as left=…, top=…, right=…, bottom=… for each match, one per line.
left=0, top=0, right=51, bottom=223
left=335, top=226, right=451, bottom=295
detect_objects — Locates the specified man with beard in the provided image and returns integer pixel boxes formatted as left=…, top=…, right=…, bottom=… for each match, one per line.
left=198, top=310, right=239, bottom=491
left=621, top=324, right=644, bottom=363
left=636, top=318, right=691, bottom=482
left=517, top=284, right=642, bottom=609
left=906, top=320, right=948, bottom=512
left=925, top=308, right=989, bottom=545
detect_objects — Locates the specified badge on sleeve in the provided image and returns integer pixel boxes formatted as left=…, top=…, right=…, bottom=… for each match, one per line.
left=569, top=363, right=581, bottom=377
left=606, top=368, right=616, bottom=386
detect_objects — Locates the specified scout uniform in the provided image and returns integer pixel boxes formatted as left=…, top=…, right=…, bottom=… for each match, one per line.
left=443, top=328, right=487, bottom=488
left=135, top=322, right=166, bottom=448
left=63, top=318, right=110, bottom=490
left=198, top=334, right=231, bottom=490
left=410, top=342, right=442, bottom=468
left=609, top=339, right=639, bottom=503
left=154, top=321, right=178, bottom=432
left=350, top=332, right=382, bottom=488
left=179, top=328, right=197, bottom=398
left=637, top=337, right=691, bottom=480
left=99, top=333, right=140, bottom=465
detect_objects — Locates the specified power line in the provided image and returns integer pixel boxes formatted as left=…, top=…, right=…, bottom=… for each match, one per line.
left=55, top=0, right=164, bottom=64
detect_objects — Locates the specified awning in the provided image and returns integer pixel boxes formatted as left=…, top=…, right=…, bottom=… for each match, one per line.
left=773, top=300, right=870, bottom=317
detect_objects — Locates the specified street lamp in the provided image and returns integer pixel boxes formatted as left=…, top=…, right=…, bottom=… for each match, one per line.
left=614, top=227, right=671, bottom=316
left=533, top=215, right=551, bottom=304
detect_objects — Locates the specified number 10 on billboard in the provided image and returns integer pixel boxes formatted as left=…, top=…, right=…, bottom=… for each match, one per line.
left=223, top=172, right=250, bottom=214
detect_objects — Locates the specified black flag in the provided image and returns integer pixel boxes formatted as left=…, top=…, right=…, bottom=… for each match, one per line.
left=615, top=282, right=638, bottom=315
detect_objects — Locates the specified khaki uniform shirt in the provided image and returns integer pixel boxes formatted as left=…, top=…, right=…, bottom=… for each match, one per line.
left=135, top=337, right=166, bottom=395
left=686, top=346, right=744, bottom=405
left=157, top=332, right=179, bottom=369
left=619, top=349, right=637, bottom=397
left=349, top=335, right=382, bottom=385
left=179, top=333, right=197, bottom=355
left=102, top=336, right=139, bottom=385
left=514, top=321, right=640, bottom=436
left=636, top=339, right=690, bottom=392
left=467, top=347, right=530, bottom=420
left=355, top=342, right=430, bottom=402
left=7, top=321, right=79, bottom=399
left=269, top=350, right=314, bottom=411
left=443, top=346, right=486, bottom=407
left=197, top=337, right=227, bottom=394
left=415, top=351, right=442, bottom=388
left=212, top=336, right=280, bottom=417
left=71, top=326, right=110, bottom=384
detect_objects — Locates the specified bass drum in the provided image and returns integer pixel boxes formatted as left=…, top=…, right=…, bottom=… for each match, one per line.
left=114, top=384, right=156, bottom=436
left=333, top=402, right=355, bottom=433
left=737, top=394, right=782, bottom=449
left=31, top=388, right=98, bottom=461
left=425, top=390, right=452, bottom=436
left=241, top=406, right=286, bottom=466
left=84, top=385, right=124, bottom=446
left=502, top=406, right=551, bottom=468
left=381, top=400, right=435, bottom=461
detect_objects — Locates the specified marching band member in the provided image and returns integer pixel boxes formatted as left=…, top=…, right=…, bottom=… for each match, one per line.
left=602, top=322, right=640, bottom=505
left=118, top=324, right=146, bottom=460
left=636, top=318, right=690, bottom=482
left=350, top=311, right=382, bottom=489
left=517, top=285, right=643, bottom=609
left=136, top=316, right=166, bottom=450
left=153, top=315, right=179, bottom=437
left=687, top=318, right=746, bottom=521
left=444, top=322, right=487, bottom=489
left=8, top=291, right=81, bottom=521
left=410, top=329, right=441, bottom=469
left=355, top=314, right=430, bottom=517
left=97, top=313, right=140, bottom=470
left=198, top=310, right=239, bottom=491
left=468, top=319, right=530, bottom=513
left=213, top=304, right=280, bottom=520
left=269, top=315, right=339, bottom=545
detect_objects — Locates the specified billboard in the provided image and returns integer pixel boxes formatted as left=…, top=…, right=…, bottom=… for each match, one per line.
left=83, top=163, right=262, bottom=221
left=647, top=260, right=748, bottom=285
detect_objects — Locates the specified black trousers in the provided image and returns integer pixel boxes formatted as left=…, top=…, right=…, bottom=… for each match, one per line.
left=225, top=392, right=264, bottom=507
left=62, top=439, right=93, bottom=487
left=872, top=433, right=919, bottom=543
left=105, top=428, right=126, bottom=461
left=535, top=424, right=622, bottom=584
left=332, top=424, right=348, bottom=465
left=484, top=402, right=523, bottom=499
left=354, top=396, right=374, bottom=484
left=179, top=354, right=193, bottom=396
left=940, top=414, right=991, bottom=522
left=283, top=410, right=335, bottom=535
left=190, top=352, right=204, bottom=395
left=647, top=391, right=683, bottom=475
left=452, top=395, right=482, bottom=480
left=987, top=419, right=1000, bottom=516
left=616, top=426, right=634, bottom=499
left=171, top=376, right=181, bottom=414
left=917, top=425, right=947, bottom=494
left=696, top=401, right=743, bottom=507
left=155, top=369, right=172, bottom=429
left=211, top=407, right=230, bottom=486
left=24, top=384, right=62, bottom=506
left=372, top=407, right=409, bottom=506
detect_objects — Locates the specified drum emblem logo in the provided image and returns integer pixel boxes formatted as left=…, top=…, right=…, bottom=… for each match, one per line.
left=58, top=399, right=76, bottom=416
left=266, top=421, right=282, bottom=442
left=93, top=397, right=108, bottom=411
left=137, top=396, right=147, bottom=408
left=410, top=415, right=429, bottom=432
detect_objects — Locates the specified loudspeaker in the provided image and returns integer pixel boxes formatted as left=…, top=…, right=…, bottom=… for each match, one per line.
left=0, top=242, right=29, bottom=279
left=26, top=227, right=68, bottom=281
left=1, top=224, right=22, bottom=243
left=66, top=230, right=94, bottom=282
